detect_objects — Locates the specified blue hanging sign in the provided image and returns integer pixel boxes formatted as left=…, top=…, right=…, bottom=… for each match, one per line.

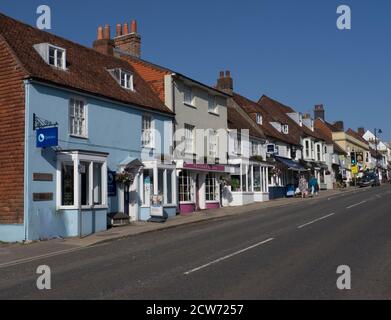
left=108, top=171, right=117, bottom=197
left=36, top=127, right=58, bottom=148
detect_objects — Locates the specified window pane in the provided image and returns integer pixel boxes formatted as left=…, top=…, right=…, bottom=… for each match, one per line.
left=69, top=99, right=86, bottom=137
left=56, top=49, right=64, bottom=68
left=49, top=47, right=55, bottom=65
left=93, top=163, right=102, bottom=205
left=61, top=163, right=74, bottom=206
left=158, top=169, right=164, bottom=203
left=143, top=169, right=153, bottom=205
left=80, top=162, right=90, bottom=206
left=167, top=170, right=172, bottom=204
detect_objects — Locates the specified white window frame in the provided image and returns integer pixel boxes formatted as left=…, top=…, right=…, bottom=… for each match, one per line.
left=184, top=124, right=195, bottom=154
left=56, top=152, right=108, bottom=211
left=208, top=129, right=218, bottom=158
left=256, top=113, right=263, bottom=125
left=48, top=44, right=66, bottom=70
left=120, top=69, right=134, bottom=90
left=69, top=97, right=88, bottom=138
left=183, top=85, right=194, bottom=106
left=282, top=124, right=289, bottom=134
left=178, top=170, right=194, bottom=203
left=141, top=114, right=154, bottom=148
left=208, top=95, right=218, bottom=114
left=205, top=173, right=218, bottom=202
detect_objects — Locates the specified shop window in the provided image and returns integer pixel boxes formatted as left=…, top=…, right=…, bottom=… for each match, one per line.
left=205, top=174, right=217, bottom=201
left=143, top=169, right=154, bottom=205
left=58, top=153, right=107, bottom=209
left=254, top=167, right=261, bottom=192
left=167, top=170, right=173, bottom=204
left=158, top=169, right=164, bottom=202
left=80, top=161, right=90, bottom=206
left=179, top=171, right=193, bottom=202
left=93, top=163, right=103, bottom=205
left=61, top=162, right=74, bottom=206
left=231, top=176, right=241, bottom=192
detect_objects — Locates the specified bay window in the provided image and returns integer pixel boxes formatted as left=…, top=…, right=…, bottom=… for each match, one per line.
left=57, top=151, right=108, bottom=210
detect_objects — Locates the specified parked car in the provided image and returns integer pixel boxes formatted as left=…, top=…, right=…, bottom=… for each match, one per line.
left=358, top=172, right=380, bottom=188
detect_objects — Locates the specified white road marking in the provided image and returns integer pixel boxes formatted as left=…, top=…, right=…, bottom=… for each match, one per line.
left=184, top=238, right=275, bottom=275
left=346, top=200, right=367, bottom=209
left=297, top=213, right=336, bottom=229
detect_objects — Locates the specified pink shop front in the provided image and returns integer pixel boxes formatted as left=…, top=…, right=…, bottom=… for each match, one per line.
left=176, top=162, right=229, bottom=215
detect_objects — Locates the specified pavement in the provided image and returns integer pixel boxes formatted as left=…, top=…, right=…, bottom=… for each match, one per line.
left=0, top=187, right=356, bottom=266
left=1, top=184, right=391, bottom=299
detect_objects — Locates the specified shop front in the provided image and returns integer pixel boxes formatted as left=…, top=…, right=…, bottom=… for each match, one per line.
left=176, top=162, right=228, bottom=215
left=223, top=159, right=272, bottom=206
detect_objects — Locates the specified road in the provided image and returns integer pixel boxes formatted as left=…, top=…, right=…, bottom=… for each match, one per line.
left=1, top=185, right=391, bottom=300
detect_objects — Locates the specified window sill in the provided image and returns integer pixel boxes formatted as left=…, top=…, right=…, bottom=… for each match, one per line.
left=184, top=102, right=197, bottom=109
left=57, top=205, right=108, bottom=211
left=208, top=111, right=219, bottom=117
left=69, top=134, right=88, bottom=140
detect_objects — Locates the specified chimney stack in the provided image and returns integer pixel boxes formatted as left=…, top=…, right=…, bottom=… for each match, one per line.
left=93, top=25, right=114, bottom=56
left=113, top=19, right=141, bottom=58
left=115, top=24, right=122, bottom=37
left=216, top=70, right=233, bottom=95
left=357, top=127, right=365, bottom=137
left=333, top=121, right=344, bottom=132
left=314, top=104, right=325, bottom=121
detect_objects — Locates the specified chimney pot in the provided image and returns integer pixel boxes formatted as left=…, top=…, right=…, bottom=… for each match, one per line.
left=97, top=26, right=103, bottom=40
left=116, top=24, right=122, bottom=37
left=131, top=20, right=137, bottom=33
left=103, top=24, right=111, bottom=39
left=225, top=70, right=231, bottom=77
left=219, top=71, right=224, bottom=78
left=123, top=22, right=129, bottom=35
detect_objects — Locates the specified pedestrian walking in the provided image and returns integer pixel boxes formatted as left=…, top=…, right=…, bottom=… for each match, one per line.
left=309, top=176, right=319, bottom=196
left=299, top=175, right=308, bottom=198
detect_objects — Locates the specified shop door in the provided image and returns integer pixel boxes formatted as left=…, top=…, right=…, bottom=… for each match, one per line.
left=195, top=174, right=200, bottom=211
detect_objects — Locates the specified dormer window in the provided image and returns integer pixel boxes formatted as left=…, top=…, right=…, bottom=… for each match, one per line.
left=48, top=45, right=66, bottom=69
left=256, top=113, right=263, bottom=125
left=282, top=124, right=289, bottom=134
left=299, top=113, right=303, bottom=126
left=108, top=68, right=134, bottom=91
left=33, top=43, right=66, bottom=70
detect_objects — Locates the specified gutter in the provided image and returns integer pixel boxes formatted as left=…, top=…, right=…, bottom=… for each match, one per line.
left=23, top=80, right=30, bottom=241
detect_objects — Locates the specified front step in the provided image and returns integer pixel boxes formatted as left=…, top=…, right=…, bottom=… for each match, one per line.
left=107, top=212, right=130, bottom=227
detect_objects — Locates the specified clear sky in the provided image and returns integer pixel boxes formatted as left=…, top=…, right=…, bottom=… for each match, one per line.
left=2, top=0, right=390, bottom=141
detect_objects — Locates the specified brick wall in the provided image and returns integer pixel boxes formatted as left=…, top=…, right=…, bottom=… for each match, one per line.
left=0, top=37, right=26, bottom=224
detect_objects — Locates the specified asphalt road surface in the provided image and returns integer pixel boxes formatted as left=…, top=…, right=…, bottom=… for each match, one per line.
left=1, top=185, right=391, bottom=300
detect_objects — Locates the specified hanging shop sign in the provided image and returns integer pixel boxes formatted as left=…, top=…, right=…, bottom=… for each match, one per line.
left=36, top=127, right=58, bottom=148
left=108, top=171, right=117, bottom=197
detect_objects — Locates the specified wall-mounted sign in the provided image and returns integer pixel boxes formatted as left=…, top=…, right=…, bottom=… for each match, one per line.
left=108, top=171, right=117, bottom=197
left=183, top=163, right=226, bottom=172
left=36, top=127, right=58, bottom=148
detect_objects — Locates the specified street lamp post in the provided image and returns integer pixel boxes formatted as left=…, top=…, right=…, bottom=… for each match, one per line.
left=374, top=128, right=382, bottom=177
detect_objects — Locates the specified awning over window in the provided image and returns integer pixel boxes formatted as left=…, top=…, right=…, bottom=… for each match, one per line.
left=274, top=156, right=306, bottom=172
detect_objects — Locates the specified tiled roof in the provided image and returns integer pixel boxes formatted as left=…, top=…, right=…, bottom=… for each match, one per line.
left=121, top=53, right=229, bottom=104
left=314, top=119, right=346, bottom=155
left=0, top=13, right=172, bottom=115
left=233, top=93, right=298, bottom=146
left=258, top=95, right=324, bottom=143
left=346, top=128, right=369, bottom=145
left=226, top=100, right=266, bottom=140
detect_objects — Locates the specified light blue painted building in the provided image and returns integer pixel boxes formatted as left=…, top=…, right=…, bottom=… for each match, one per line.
left=0, top=14, right=176, bottom=242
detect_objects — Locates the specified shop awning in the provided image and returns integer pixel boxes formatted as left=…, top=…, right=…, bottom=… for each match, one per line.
left=274, top=156, right=306, bottom=172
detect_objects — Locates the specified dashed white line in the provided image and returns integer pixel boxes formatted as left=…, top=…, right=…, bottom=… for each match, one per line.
left=346, top=200, right=367, bottom=209
left=184, top=238, right=275, bottom=275
left=297, top=213, right=336, bottom=229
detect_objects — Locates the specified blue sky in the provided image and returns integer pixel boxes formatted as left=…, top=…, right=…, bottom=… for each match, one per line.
left=2, top=0, right=391, bottom=141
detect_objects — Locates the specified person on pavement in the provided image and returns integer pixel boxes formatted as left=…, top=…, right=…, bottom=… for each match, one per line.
left=299, top=175, right=308, bottom=198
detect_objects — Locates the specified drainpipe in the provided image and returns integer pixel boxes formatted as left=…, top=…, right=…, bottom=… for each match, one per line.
left=23, top=80, right=30, bottom=241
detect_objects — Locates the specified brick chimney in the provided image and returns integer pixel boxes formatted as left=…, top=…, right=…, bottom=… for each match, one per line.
left=357, top=127, right=365, bottom=137
left=303, top=113, right=311, bottom=119
left=93, top=25, right=114, bottom=56
left=113, top=20, right=141, bottom=58
left=216, top=70, right=233, bottom=95
left=314, top=104, right=325, bottom=121
left=333, top=121, right=344, bottom=132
